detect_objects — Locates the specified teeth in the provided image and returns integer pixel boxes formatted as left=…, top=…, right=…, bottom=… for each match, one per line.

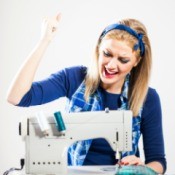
left=106, top=68, right=117, bottom=75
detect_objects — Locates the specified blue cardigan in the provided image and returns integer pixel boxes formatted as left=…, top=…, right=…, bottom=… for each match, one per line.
left=17, top=65, right=166, bottom=172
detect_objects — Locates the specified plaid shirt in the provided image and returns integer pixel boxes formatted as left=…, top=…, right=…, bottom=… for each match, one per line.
left=66, top=74, right=142, bottom=165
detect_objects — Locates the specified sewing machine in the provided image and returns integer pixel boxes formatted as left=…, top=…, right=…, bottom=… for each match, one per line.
left=20, top=110, right=132, bottom=175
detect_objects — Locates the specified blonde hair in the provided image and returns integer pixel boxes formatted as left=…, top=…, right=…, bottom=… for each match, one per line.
left=85, top=19, right=152, bottom=117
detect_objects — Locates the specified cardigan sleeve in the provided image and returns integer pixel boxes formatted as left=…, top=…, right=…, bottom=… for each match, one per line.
left=141, top=88, right=167, bottom=173
left=17, top=65, right=86, bottom=107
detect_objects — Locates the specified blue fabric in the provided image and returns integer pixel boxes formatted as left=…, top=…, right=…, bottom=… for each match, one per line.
left=100, top=24, right=145, bottom=56
left=17, top=66, right=166, bottom=172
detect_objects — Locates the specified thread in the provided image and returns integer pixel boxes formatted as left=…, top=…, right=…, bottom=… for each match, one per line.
left=35, top=111, right=49, bottom=136
left=54, top=111, right=66, bottom=134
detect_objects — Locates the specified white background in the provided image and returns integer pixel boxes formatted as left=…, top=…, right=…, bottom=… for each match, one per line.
left=1, top=0, right=175, bottom=174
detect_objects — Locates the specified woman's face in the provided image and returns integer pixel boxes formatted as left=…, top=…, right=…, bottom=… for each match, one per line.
left=98, top=38, right=139, bottom=93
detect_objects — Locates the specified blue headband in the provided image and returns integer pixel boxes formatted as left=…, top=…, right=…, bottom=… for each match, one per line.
left=100, top=24, right=145, bottom=56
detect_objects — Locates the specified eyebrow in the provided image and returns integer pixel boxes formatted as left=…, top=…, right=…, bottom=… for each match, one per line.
left=104, top=48, right=131, bottom=58
left=120, top=53, right=131, bottom=58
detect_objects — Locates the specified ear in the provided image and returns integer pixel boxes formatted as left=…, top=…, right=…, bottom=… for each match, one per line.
left=133, top=57, right=141, bottom=67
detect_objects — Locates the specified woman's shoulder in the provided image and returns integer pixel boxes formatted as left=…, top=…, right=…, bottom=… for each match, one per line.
left=64, top=65, right=87, bottom=74
left=63, top=65, right=87, bottom=82
left=146, top=87, right=160, bottom=101
left=50, top=65, right=87, bottom=82
left=142, top=87, right=161, bottom=116
left=62, top=65, right=87, bottom=98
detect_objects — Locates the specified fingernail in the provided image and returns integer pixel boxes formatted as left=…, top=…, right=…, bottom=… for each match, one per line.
left=124, top=162, right=129, bottom=165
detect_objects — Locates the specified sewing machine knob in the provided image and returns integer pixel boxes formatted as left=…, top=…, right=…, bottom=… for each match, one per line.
left=19, top=122, right=21, bottom=135
left=105, top=107, right=109, bottom=113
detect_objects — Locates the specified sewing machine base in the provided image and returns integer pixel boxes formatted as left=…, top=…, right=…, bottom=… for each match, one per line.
left=15, top=165, right=158, bottom=175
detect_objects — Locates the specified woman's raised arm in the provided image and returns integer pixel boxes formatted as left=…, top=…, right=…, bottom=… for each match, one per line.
left=6, top=13, right=61, bottom=105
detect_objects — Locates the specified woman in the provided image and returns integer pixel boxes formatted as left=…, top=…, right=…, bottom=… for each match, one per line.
left=7, top=13, right=166, bottom=174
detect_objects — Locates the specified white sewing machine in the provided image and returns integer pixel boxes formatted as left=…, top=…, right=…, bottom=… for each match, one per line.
left=20, top=110, right=132, bottom=175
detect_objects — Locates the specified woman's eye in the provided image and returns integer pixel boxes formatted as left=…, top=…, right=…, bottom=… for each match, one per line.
left=119, top=58, right=130, bottom=64
left=103, top=51, right=112, bottom=57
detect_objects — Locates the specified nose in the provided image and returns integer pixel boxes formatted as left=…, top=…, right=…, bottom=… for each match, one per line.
left=106, top=57, right=118, bottom=69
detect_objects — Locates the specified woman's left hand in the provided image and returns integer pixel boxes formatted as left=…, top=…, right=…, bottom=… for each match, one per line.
left=120, top=155, right=144, bottom=165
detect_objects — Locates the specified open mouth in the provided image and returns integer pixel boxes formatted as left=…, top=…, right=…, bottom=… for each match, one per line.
left=103, top=68, right=118, bottom=78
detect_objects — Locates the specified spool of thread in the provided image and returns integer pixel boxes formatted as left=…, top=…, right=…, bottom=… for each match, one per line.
left=35, top=111, right=49, bottom=136
left=54, top=111, right=66, bottom=134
